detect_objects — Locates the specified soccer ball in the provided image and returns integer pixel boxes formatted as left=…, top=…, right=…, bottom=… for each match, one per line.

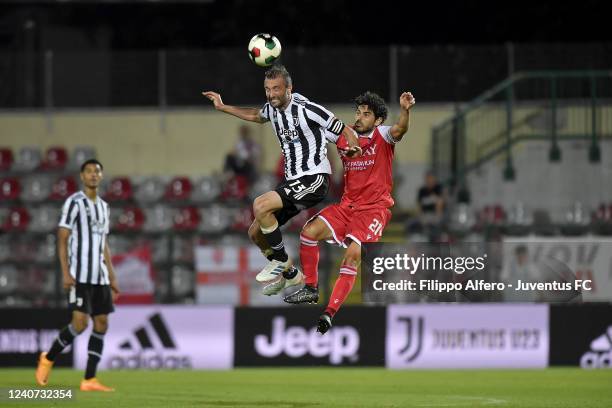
left=248, top=33, right=282, bottom=67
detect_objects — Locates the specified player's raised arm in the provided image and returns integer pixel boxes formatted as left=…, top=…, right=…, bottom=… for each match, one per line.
left=340, top=125, right=362, bottom=157
left=202, top=91, right=268, bottom=123
left=389, top=92, right=416, bottom=142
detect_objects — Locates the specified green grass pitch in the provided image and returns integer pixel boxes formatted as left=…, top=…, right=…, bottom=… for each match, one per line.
left=1, top=368, right=611, bottom=407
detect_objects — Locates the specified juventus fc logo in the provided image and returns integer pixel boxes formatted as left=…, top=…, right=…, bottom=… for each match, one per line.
left=292, top=116, right=300, bottom=126
left=397, top=316, right=424, bottom=362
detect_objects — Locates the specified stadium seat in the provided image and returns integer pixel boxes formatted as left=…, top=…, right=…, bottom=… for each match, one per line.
left=20, top=175, right=52, bottom=203
left=171, top=266, right=194, bottom=298
left=151, top=236, right=170, bottom=263
left=560, top=202, right=590, bottom=236
left=49, top=175, right=78, bottom=201
left=103, top=177, right=133, bottom=201
left=591, top=203, right=612, bottom=235
left=134, top=176, right=166, bottom=203
left=532, top=209, right=557, bottom=236
left=505, top=202, right=533, bottom=236
left=221, top=175, right=249, bottom=201
left=28, top=206, right=59, bottom=233
left=41, top=146, right=68, bottom=170
left=198, top=205, right=232, bottom=233
left=230, top=206, right=254, bottom=232
left=448, top=203, right=477, bottom=235
left=0, top=234, right=10, bottom=262
left=0, top=177, right=20, bottom=201
left=33, top=234, right=57, bottom=264
left=0, top=148, right=14, bottom=172
left=173, top=206, right=200, bottom=231
left=172, top=236, right=195, bottom=263
left=191, top=176, right=222, bottom=204
left=12, top=147, right=41, bottom=172
left=0, top=265, right=18, bottom=294
left=165, top=177, right=193, bottom=201
left=2, top=207, right=30, bottom=231
left=69, top=146, right=96, bottom=172
left=114, top=206, right=145, bottom=232
left=143, top=205, right=174, bottom=232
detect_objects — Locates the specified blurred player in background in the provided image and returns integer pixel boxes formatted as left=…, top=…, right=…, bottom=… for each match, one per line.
left=35, top=159, right=119, bottom=392
left=284, top=91, right=416, bottom=333
left=203, top=64, right=361, bottom=295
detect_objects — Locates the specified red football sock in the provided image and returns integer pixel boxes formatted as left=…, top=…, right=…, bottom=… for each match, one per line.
left=300, top=233, right=319, bottom=286
left=325, top=264, right=357, bottom=317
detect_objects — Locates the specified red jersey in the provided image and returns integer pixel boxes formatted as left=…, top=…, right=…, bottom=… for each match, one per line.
left=333, top=125, right=396, bottom=209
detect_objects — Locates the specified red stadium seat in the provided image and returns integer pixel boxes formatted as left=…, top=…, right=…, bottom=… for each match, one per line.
left=103, top=177, right=133, bottom=201
left=41, top=146, right=69, bottom=170
left=0, top=148, right=14, bottom=172
left=114, top=206, right=145, bottom=232
left=2, top=207, right=30, bottom=231
left=221, top=175, right=249, bottom=201
left=230, top=206, right=254, bottom=232
left=0, top=178, right=20, bottom=201
left=165, top=177, right=193, bottom=201
left=49, top=175, right=78, bottom=201
left=173, top=206, right=200, bottom=231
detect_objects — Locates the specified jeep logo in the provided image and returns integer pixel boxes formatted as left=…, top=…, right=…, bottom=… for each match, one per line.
left=254, top=317, right=359, bottom=364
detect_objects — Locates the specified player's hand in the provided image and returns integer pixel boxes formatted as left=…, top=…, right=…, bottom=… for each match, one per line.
left=110, top=279, right=120, bottom=303
left=202, top=91, right=224, bottom=110
left=62, top=274, right=76, bottom=291
left=344, top=145, right=362, bottom=158
left=400, top=92, right=416, bottom=111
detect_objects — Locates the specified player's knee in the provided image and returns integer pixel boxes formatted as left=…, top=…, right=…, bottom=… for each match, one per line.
left=301, top=221, right=322, bottom=241
left=72, top=317, right=88, bottom=334
left=252, top=197, right=269, bottom=218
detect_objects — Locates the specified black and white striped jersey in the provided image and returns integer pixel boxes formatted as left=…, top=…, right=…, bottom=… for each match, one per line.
left=58, top=191, right=111, bottom=285
left=259, top=92, right=345, bottom=180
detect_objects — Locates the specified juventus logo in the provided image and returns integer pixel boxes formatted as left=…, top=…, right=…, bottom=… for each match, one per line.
left=397, top=316, right=424, bottom=362
left=292, top=116, right=300, bottom=126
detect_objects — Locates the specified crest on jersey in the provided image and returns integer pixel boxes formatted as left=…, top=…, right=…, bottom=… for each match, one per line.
left=292, top=116, right=300, bottom=127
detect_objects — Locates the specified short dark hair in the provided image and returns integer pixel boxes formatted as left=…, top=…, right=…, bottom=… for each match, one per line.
left=264, top=64, right=292, bottom=87
left=80, top=158, right=103, bottom=172
left=354, top=91, right=388, bottom=123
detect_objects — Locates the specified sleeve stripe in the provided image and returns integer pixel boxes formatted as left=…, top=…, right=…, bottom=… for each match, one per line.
left=305, top=103, right=330, bottom=122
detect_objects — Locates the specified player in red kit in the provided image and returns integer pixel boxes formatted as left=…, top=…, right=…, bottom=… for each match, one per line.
left=282, top=91, right=416, bottom=333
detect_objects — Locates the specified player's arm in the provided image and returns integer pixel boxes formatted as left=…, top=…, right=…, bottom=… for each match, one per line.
left=103, top=242, right=120, bottom=302
left=340, top=125, right=362, bottom=157
left=202, top=91, right=268, bottom=123
left=57, top=227, right=75, bottom=290
left=389, top=92, right=416, bottom=142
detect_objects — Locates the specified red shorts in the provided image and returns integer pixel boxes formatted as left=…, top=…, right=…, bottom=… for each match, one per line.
left=315, top=203, right=392, bottom=247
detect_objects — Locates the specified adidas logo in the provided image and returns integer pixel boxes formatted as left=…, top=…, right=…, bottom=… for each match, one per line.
left=119, top=313, right=176, bottom=350
left=108, top=313, right=192, bottom=370
left=580, top=325, right=612, bottom=369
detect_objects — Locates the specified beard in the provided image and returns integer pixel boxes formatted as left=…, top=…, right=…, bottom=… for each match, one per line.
left=354, top=122, right=373, bottom=135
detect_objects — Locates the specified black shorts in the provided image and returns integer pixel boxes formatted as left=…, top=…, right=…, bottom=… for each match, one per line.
left=274, top=173, right=330, bottom=226
left=68, top=284, right=115, bottom=316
